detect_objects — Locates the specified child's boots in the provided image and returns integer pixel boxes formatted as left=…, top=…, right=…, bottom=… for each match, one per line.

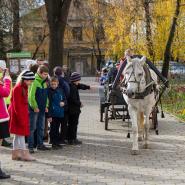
left=12, top=150, right=22, bottom=160
left=21, top=150, right=36, bottom=161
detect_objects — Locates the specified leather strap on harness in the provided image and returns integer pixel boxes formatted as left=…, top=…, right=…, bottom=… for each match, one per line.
left=131, top=65, right=154, bottom=99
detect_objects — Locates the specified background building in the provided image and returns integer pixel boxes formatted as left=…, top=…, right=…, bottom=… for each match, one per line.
left=21, top=0, right=111, bottom=76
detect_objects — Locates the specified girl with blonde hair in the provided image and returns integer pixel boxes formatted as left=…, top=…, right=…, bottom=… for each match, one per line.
left=9, top=70, right=36, bottom=161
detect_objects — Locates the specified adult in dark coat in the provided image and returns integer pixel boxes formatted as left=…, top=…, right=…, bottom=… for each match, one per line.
left=62, top=65, right=71, bottom=83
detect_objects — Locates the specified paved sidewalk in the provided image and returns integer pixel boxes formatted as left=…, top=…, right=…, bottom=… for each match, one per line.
left=1, top=79, right=185, bottom=185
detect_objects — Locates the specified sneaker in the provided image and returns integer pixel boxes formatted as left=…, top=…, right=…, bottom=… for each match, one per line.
left=1, top=139, right=12, bottom=147
left=59, top=140, right=68, bottom=145
left=37, top=145, right=50, bottom=151
left=57, top=144, right=63, bottom=148
left=52, top=144, right=61, bottom=150
left=73, top=139, right=82, bottom=145
left=29, top=148, right=35, bottom=154
left=68, top=139, right=82, bottom=145
left=68, top=140, right=74, bottom=145
left=0, top=168, right=10, bottom=179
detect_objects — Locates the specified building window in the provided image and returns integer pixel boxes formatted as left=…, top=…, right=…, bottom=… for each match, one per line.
left=72, top=27, right=83, bottom=41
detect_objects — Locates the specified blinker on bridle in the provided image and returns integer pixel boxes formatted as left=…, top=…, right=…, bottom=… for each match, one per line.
left=124, top=65, right=142, bottom=93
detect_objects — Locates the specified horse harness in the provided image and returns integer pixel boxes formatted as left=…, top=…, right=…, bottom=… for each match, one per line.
left=121, top=64, right=156, bottom=99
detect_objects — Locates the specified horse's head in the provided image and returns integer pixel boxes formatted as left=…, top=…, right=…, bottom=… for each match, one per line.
left=123, top=56, right=147, bottom=98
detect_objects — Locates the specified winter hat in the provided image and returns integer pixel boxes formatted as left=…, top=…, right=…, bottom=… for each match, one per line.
left=70, top=72, right=81, bottom=82
left=53, top=66, right=63, bottom=76
left=21, top=70, right=35, bottom=80
left=0, top=60, right=6, bottom=70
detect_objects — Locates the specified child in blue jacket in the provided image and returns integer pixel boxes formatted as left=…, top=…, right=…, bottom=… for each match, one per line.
left=53, top=66, right=70, bottom=144
left=48, top=77, right=65, bottom=149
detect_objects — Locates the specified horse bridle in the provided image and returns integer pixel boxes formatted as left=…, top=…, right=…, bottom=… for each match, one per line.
left=123, top=65, right=143, bottom=93
left=122, top=64, right=155, bottom=99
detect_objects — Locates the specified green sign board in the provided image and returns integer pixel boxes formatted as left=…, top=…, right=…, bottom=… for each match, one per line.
left=6, top=52, right=32, bottom=58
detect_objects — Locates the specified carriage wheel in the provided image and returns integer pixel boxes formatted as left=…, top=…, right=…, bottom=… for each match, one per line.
left=100, top=103, right=104, bottom=122
left=105, top=107, right=109, bottom=130
left=100, top=111, right=103, bottom=122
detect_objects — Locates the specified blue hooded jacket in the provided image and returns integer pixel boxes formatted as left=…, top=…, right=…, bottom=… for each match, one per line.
left=56, top=76, right=70, bottom=111
left=48, top=87, right=64, bottom=118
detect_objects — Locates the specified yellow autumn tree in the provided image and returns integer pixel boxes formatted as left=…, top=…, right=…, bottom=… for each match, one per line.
left=152, top=0, right=175, bottom=61
left=104, top=0, right=185, bottom=62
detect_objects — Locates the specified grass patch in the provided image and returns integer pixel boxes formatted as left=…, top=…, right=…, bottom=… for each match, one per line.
left=162, top=81, right=185, bottom=121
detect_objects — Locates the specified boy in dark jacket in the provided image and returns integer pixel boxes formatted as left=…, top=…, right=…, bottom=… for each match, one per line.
left=28, top=65, right=49, bottom=153
left=48, top=77, right=65, bottom=149
left=68, top=72, right=90, bottom=145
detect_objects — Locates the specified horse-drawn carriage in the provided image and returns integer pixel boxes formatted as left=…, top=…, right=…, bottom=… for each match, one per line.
left=99, top=57, right=164, bottom=135
left=99, top=53, right=168, bottom=155
left=100, top=80, right=130, bottom=130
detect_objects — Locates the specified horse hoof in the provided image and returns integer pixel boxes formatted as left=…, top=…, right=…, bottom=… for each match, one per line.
left=143, top=144, right=148, bottom=149
left=138, top=136, right=143, bottom=142
left=131, top=150, right=139, bottom=155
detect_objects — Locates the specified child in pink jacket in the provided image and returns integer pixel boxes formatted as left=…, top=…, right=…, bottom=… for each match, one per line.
left=0, top=60, right=11, bottom=179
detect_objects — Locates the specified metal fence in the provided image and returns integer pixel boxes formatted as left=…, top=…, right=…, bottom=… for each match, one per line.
left=156, top=62, right=185, bottom=84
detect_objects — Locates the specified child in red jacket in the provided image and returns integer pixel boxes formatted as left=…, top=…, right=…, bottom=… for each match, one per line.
left=9, top=70, right=36, bottom=161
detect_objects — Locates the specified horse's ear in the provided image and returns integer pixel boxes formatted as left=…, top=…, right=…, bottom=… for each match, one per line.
left=126, top=56, right=132, bottom=63
left=140, top=56, right=146, bottom=65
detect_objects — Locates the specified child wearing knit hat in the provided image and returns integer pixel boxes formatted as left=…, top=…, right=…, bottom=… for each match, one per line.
left=67, top=72, right=90, bottom=145
left=9, top=70, right=36, bottom=161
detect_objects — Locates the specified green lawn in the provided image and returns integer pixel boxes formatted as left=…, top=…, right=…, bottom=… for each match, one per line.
left=162, top=80, right=185, bottom=121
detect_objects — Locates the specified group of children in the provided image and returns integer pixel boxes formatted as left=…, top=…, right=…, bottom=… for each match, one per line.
left=0, top=60, right=90, bottom=178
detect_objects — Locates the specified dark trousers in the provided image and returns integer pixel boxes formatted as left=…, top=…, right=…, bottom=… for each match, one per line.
left=59, top=113, right=68, bottom=142
left=67, top=113, right=80, bottom=141
left=50, top=117, right=64, bottom=145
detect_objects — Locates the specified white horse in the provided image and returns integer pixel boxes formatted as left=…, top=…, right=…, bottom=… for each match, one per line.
left=122, top=56, right=158, bottom=155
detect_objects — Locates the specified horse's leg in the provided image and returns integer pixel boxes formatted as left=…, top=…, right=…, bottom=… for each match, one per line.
left=129, top=107, right=139, bottom=155
left=143, top=113, right=150, bottom=149
left=138, top=112, right=144, bottom=141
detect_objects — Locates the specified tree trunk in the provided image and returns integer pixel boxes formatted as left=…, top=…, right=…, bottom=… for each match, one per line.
left=0, top=30, right=5, bottom=58
left=12, top=0, right=21, bottom=51
left=143, top=0, right=154, bottom=61
left=45, top=0, right=72, bottom=73
left=96, top=38, right=102, bottom=70
left=48, top=27, right=64, bottom=72
left=162, top=0, right=181, bottom=78
left=0, top=8, right=5, bottom=58
left=0, top=0, right=6, bottom=58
